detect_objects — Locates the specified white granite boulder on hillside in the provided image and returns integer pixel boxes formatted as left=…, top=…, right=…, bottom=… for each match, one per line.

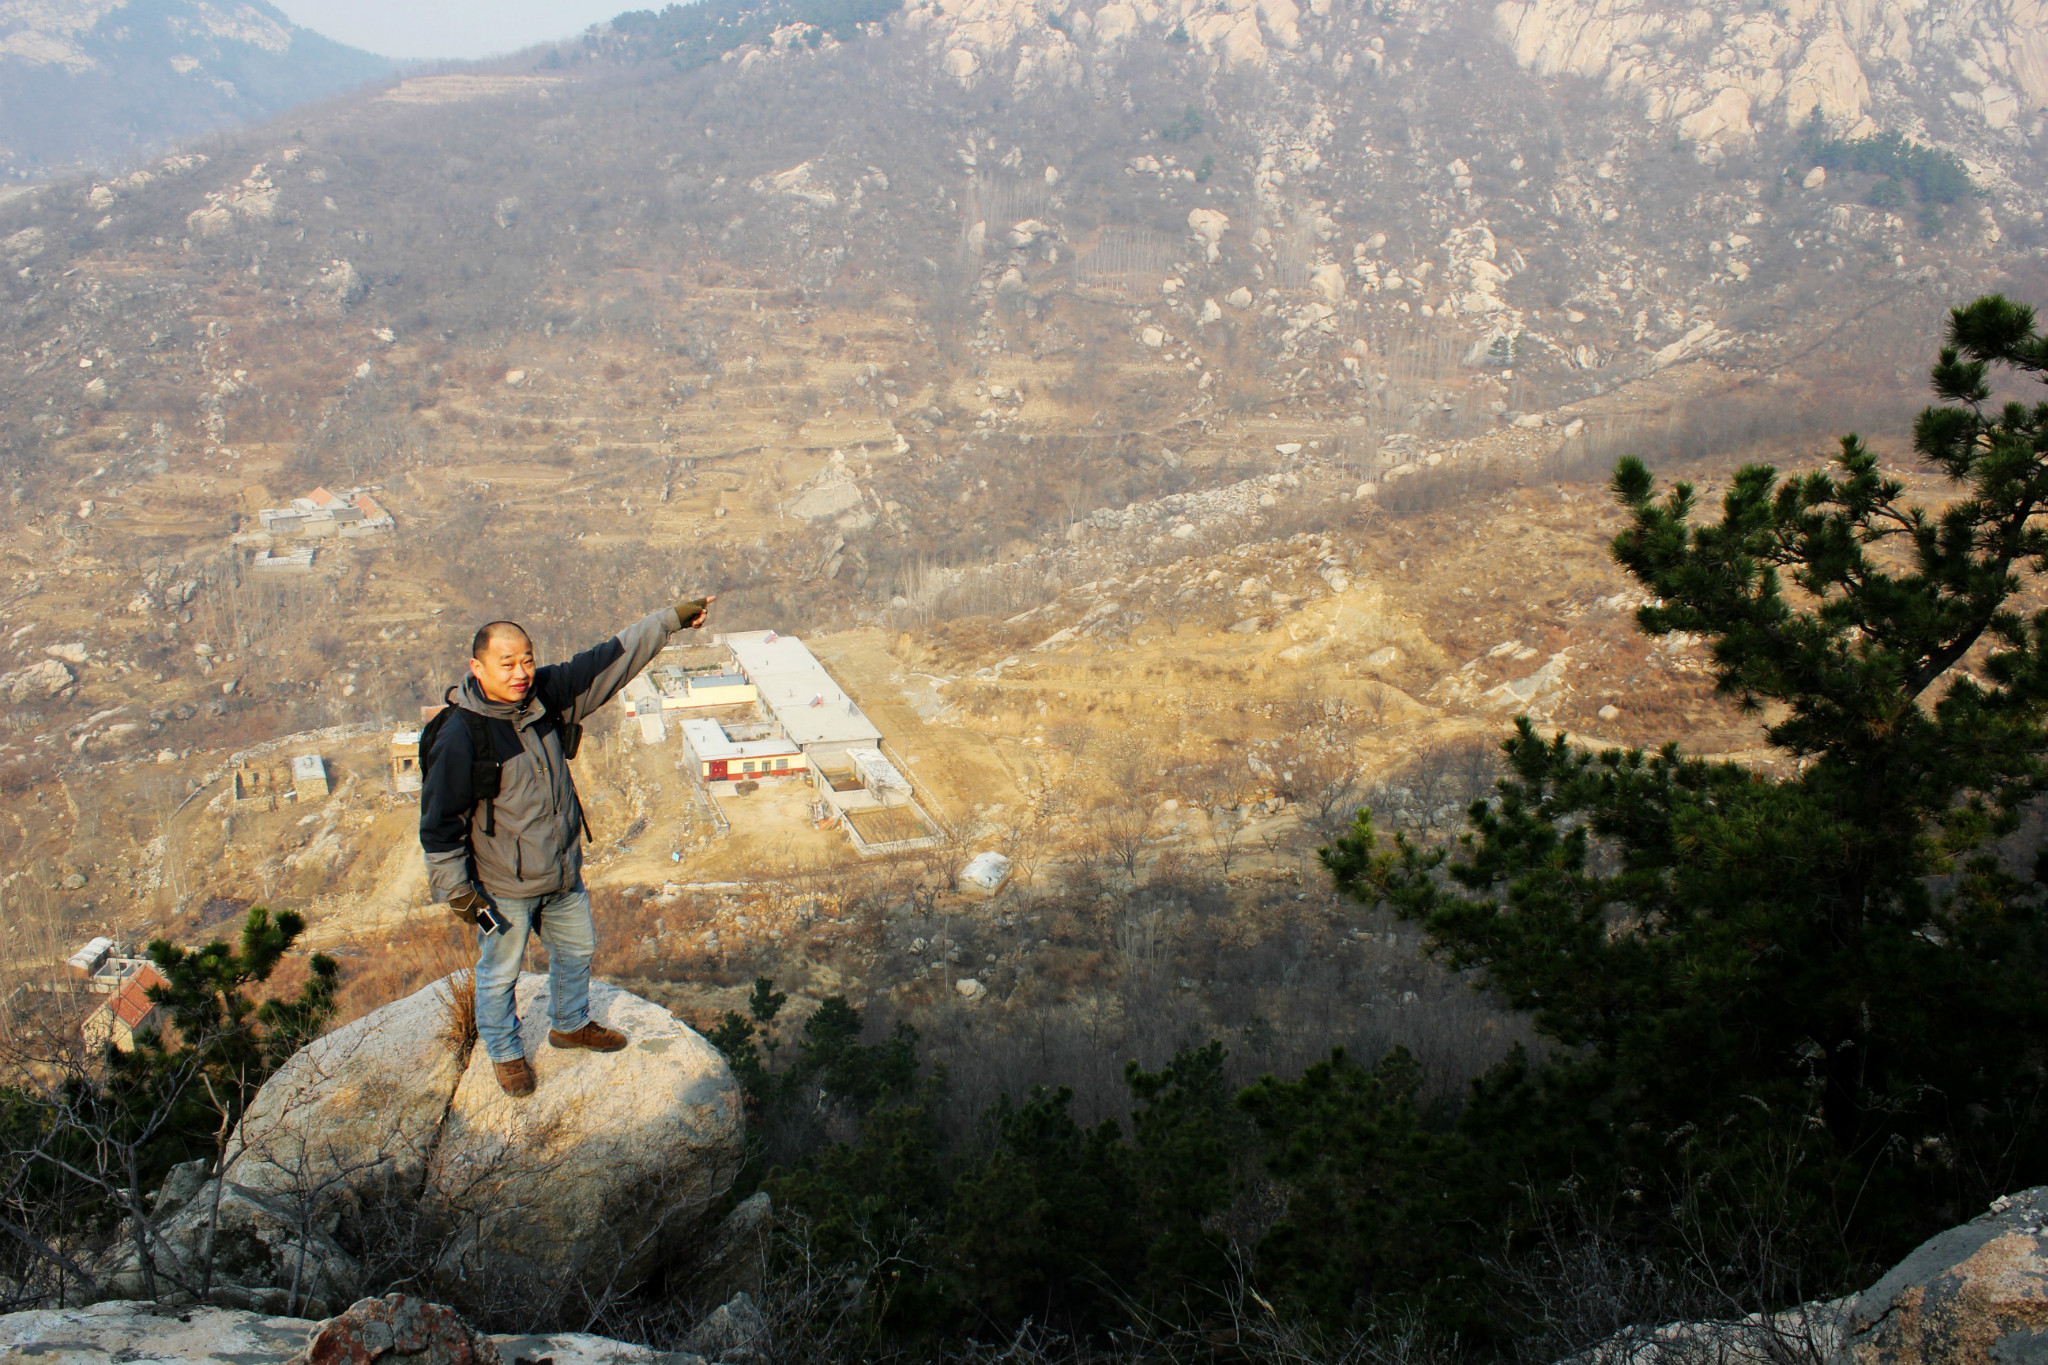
left=425, top=974, right=743, bottom=1295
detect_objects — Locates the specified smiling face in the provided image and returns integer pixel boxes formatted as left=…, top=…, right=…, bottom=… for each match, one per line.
left=468, top=625, right=536, bottom=705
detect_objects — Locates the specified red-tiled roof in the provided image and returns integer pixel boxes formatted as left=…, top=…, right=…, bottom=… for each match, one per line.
left=109, top=964, right=168, bottom=1030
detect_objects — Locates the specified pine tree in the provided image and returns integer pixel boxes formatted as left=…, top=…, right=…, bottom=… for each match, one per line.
left=1323, top=294, right=2048, bottom=1278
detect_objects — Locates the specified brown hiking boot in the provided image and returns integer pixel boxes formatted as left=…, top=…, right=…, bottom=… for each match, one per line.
left=494, top=1056, right=536, bottom=1097
left=549, top=1020, right=627, bottom=1052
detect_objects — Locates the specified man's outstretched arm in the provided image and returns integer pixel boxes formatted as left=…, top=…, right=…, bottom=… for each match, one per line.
left=542, top=596, right=711, bottom=724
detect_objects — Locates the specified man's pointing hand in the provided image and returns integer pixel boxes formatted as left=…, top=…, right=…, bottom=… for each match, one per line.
left=677, top=594, right=715, bottom=630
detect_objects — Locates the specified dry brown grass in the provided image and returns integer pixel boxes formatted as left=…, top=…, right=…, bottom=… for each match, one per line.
left=439, top=968, right=478, bottom=1059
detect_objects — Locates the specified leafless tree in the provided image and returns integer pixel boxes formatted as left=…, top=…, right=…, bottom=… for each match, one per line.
left=1203, top=806, right=1248, bottom=879
left=1089, top=794, right=1157, bottom=881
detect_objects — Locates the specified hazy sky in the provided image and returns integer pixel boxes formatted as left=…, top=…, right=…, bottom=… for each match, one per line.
left=269, top=0, right=635, bottom=61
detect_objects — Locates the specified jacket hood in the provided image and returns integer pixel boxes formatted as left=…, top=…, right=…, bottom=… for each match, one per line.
left=456, top=674, right=542, bottom=726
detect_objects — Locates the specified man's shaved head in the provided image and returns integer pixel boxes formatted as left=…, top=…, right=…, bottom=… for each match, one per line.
left=471, top=621, right=531, bottom=660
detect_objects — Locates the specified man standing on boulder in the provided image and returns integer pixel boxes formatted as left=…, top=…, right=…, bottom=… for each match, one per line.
left=420, top=595, right=712, bottom=1097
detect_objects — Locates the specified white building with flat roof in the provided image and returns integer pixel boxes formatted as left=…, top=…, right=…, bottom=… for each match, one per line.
left=679, top=716, right=804, bottom=782
left=722, top=631, right=883, bottom=762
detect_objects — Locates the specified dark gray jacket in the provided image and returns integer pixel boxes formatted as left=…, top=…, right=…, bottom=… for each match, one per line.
left=420, top=607, right=686, bottom=902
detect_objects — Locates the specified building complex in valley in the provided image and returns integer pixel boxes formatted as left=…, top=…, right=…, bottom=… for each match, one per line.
left=624, top=630, right=941, bottom=855
left=391, top=629, right=941, bottom=855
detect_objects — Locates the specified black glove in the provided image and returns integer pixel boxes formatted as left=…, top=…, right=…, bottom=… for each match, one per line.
left=676, top=596, right=712, bottom=630
left=448, top=886, right=486, bottom=926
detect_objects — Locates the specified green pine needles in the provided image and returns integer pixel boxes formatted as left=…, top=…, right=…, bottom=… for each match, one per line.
left=1800, top=111, right=1975, bottom=235
left=1325, top=292, right=2048, bottom=1280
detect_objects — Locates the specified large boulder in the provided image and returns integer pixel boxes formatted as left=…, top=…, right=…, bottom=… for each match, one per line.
left=0, top=1296, right=709, bottom=1364
left=93, top=973, right=739, bottom=1319
left=227, top=974, right=472, bottom=1211
left=425, top=975, right=743, bottom=1298
left=1837, top=1186, right=2048, bottom=1364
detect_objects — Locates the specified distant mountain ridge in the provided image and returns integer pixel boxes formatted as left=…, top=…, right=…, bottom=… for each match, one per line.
left=0, top=0, right=392, bottom=180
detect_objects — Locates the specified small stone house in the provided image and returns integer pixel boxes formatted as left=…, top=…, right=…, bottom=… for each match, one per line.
left=291, top=754, right=330, bottom=800
left=391, top=730, right=423, bottom=794
left=231, top=763, right=287, bottom=808
left=82, top=964, right=169, bottom=1053
left=67, top=936, right=113, bottom=979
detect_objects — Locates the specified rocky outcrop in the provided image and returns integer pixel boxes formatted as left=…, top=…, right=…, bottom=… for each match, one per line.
left=0, top=1301, right=313, bottom=1364
left=1562, top=1300, right=1845, bottom=1363
left=0, top=1295, right=717, bottom=1364
left=683, top=1193, right=774, bottom=1307
left=425, top=976, right=743, bottom=1297
left=285, top=1293, right=498, bottom=1365
left=680, top=1292, right=766, bottom=1361
left=102, top=1180, right=360, bottom=1316
left=1838, top=1185, right=2048, bottom=1364
left=1492, top=0, right=2048, bottom=148
left=883, top=0, right=2042, bottom=192
left=1557, top=1188, right=2048, bottom=1364
left=901, top=0, right=1316, bottom=82
left=96, top=975, right=741, bottom=1318
left=0, top=657, right=73, bottom=704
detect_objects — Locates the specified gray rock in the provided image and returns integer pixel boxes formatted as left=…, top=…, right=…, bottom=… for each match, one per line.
left=1563, top=1299, right=1844, bottom=1363
left=150, top=1158, right=210, bottom=1216
left=93, top=975, right=737, bottom=1322
left=93, top=1179, right=361, bottom=1318
left=493, top=1331, right=705, bottom=1365
left=0, top=1300, right=312, bottom=1364
left=683, top=1193, right=772, bottom=1307
left=306, top=259, right=366, bottom=317
left=0, top=1297, right=705, bottom=1365
left=225, top=974, right=470, bottom=1214
left=1, top=658, right=73, bottom=704
left=1838, top=1186, right=2048, bottom=1365
left=683, top=1292, right=767, bottom=1363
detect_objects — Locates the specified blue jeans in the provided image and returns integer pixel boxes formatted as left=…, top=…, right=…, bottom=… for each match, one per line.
left=473, top=883, right=596, bottom=1063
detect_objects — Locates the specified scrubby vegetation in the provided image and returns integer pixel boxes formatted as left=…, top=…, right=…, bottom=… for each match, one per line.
left=1801, top=113, right=1975, bottom=235
left=0, top=909, right=335, bottom=1309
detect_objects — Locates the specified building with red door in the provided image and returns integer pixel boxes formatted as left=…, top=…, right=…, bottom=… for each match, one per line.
left=679, top=718, right=805, bottom=783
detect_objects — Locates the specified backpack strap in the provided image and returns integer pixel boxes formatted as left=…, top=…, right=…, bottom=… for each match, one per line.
left=458, top=706, right=501, bottom=838
left=547, top=709, right=594, bottom=842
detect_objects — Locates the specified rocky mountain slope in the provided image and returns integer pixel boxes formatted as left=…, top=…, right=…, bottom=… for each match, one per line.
left=0, top=0, right=2044, bottom=950
left=0, top=0, right=390, bottom=181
